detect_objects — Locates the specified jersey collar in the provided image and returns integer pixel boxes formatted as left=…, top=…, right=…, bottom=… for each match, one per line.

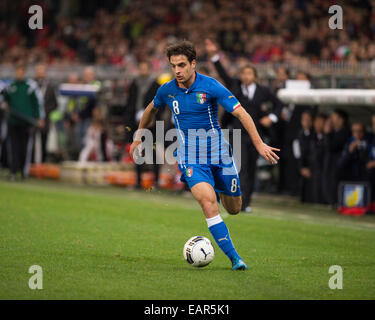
left=175, top=71, right=201, bottom=93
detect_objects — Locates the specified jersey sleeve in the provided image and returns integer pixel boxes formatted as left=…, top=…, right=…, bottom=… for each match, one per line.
left=152, top=85, right=166, bottom=109
left=211, top=79, right=241, bottom=113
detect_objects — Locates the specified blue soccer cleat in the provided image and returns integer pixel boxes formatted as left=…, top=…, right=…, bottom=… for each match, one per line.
left=231, top=257, right=248, bottom=271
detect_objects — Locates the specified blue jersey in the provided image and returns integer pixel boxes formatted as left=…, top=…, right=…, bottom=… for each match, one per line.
left=153, top=72, right=241, bottom=166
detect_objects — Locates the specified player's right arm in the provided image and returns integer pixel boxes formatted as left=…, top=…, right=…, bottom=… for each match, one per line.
left=129, top=101, right=158, bottom=159
left=130, top=82, right=167, bottom=160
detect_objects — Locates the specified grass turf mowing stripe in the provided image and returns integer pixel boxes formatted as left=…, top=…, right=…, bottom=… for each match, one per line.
left=0, top=180, right=374, bottom=299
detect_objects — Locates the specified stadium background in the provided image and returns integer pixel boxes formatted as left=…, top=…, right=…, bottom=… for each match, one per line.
left=0, top=0, right=375, bottom=301
left=0, top=0, right=375, bottom=209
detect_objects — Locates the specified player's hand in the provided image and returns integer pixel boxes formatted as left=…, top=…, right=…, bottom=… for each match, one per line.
left=129, top=140, right=142, bottom=161
left=259, top=116, right=273, bottom=128
left=205, top=39, right=218, bottom=58
left=366, top=160, right=375, bottom=169
left=256, top=143, right=280, bottom=165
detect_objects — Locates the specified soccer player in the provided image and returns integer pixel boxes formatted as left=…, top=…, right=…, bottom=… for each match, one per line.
left=130, top=41, right=279, bottom=270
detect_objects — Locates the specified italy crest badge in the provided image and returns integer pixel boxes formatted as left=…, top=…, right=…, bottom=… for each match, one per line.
left=196, top=93, right=207, bottom=104
left=186, top=168, right=193, bottom=178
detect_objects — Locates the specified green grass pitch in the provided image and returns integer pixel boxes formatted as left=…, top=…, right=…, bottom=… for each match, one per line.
left=0, top=179, right=375, bottom=299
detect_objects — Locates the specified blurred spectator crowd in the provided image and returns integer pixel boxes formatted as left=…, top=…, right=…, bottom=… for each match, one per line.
left=1, top=0, right=375, bottom=69
left=0, top=61, right=374, bottom=209
left=0, top=0, right=375, bottom=210
left=289, top=108, right=375, bottom=207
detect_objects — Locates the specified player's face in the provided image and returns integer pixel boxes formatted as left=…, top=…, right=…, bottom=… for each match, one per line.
left=240, top=67, right=256, bottom=86
left=169, top=55, right=196, bottom=85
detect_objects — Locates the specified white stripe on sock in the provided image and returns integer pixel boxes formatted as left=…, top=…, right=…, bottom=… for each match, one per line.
left=206, top=214, right=223, bottom=228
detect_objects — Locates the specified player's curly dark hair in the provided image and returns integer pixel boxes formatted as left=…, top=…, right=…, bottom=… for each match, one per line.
left=166, top=40, right=196, bottom=63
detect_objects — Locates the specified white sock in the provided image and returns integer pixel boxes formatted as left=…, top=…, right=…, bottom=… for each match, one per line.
left=206, top=214, right=223, bottom=228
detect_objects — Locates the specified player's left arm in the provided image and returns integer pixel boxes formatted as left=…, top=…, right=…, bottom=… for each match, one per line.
left=212, top=79, right=280, bottom=164
left=232, top=106, right=280, bottom=164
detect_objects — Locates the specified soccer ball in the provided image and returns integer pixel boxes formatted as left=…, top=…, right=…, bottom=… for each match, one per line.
left=183, top=236, right=215, bottom=267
